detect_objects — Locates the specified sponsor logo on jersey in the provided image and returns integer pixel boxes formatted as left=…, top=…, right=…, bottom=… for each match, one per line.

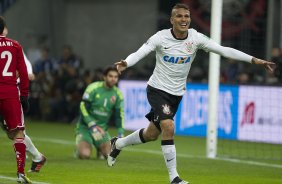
left=111, top=95, right=116, bottom=103
left=93, top=110, right=108, bottom=116
left=163, top=55, right=191, bottom=64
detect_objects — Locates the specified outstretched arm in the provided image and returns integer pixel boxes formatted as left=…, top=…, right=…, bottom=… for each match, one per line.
left=251, top=57, right=276, bottom=73
left=115, top=44, right=152, bottom=74
left=205, top=41, right=276, bottom=73
left=115, top=32, right=160, bottom=74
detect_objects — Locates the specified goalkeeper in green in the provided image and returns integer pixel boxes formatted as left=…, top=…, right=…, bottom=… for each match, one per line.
left=75, top=65, right=124, bottom=159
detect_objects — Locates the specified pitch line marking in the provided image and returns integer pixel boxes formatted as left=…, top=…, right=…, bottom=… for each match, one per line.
left=0, top=175, right=50, bottom=184
left=33, top=137, right=282, bottom=169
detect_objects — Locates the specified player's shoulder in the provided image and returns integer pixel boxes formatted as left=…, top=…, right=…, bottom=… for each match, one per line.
left=113, top=86, right=124, bottom=98
left=188, top=28, right=210, bottom=42
left=188, top=28, right=200, bottom=36
left=156, top=29, right=171, bottom=37
left=86, top=81, right=103, bottom=92
left=1, top=37, right=22, bottom=47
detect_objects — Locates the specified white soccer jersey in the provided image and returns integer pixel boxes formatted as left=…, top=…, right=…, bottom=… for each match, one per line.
left=17, top=51, right=33, bottom=83
left=125, top=28, right=252, bottom=96
left=23, top=51, right=33, bottom=75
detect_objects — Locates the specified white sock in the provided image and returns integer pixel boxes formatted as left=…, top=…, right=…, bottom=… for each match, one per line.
left=116, top=129, right=145, bottom=150
left=161, top=143, right=179, bottom=182
left=25, top=134, right=42, bottom=162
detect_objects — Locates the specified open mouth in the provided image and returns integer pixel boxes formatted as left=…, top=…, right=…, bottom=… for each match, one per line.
left=180, top=23, right=188, bottom=28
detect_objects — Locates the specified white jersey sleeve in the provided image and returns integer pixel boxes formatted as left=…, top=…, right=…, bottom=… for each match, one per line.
left=23, top=51, right=33, bottom=74
left=196, top=32, right=252, bottom=63
left=124, top=29, right=253, bottom=96
left=126, top=33, right=161, bottom=67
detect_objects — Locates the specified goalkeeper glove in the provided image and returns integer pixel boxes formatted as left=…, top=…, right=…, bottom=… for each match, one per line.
left=20, top=96, right=29, bottom=113
left=89, top=124, right=103, bottom=141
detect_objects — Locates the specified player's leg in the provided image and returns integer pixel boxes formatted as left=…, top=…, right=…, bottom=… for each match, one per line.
left=107, top=85, right=162, bottom=166
left=146, top=86, right=188, bottom=183
left=1, top=98, right=32, bottom=183
left=96, top=149, right=106, bottom=160
left=24, top=133, right=43, bottom=161
left=75, top=125, right=93, bottom=159
left=157, top=105, right=188, bottom=183
left=115, top=121, right=160, bottom=150
left=107, top=119, right=161, bottom=167
left=95, top=131, right=112, bottom=159
left=24, top=133, right=46, bottom=172
left=76, top=141, right=92, bottom=159
left=160, top=119, right=188, bottom=184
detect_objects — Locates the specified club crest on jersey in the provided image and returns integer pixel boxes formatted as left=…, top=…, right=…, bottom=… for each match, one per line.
left=162, top=104, right=171, bottom=115
left=110, top=95, right=116, bottom=103
left=163, top=55, right=191, bottom=64
left=185, top=41, right=194, bottom=53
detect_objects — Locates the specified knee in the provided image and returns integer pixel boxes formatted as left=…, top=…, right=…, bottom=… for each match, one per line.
left=7, top=133, right=14, bottom=140
left=160, top=120, right=175, bottom=137
left=77, top=150, right=91, bottom=159
left=7, top=129, right=24, bottom=140
left=143, top=130, right=159, bottom=142
left=76, top=147, right=91, bottom=159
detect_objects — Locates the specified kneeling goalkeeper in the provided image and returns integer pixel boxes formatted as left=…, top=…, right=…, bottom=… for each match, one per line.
left=75, top=65, right=124, bottom=159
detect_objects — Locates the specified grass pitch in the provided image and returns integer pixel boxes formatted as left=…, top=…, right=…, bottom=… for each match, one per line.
left=0, top=120, right=281, bottom=184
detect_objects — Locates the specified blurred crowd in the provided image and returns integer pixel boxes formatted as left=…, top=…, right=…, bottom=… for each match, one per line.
left=27, top=45, right=104, bottom=123
left=27, top=46, right=282, bottom=123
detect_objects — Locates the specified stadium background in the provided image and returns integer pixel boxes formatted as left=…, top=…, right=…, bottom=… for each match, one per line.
left=0, top=0, right=282, bottom=183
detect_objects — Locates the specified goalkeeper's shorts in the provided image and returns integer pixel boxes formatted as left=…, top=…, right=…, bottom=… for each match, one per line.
left=75, top=125, right=111, bottom=148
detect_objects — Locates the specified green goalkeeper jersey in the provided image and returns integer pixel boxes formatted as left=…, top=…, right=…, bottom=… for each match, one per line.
left=77, top=81, right=124, bottom=135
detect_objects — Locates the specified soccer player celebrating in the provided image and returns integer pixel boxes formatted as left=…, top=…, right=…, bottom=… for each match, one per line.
left=75, top=65, right=124, bottom=160
left=0, top=16, right=31, bottom=183
left=0, top=26, right=46, bottom=173
left=107, top=3, right=275, bottom=184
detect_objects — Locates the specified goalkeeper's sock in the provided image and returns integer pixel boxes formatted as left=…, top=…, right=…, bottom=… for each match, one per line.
left=14, top=138, right=26, bottom=174
left=161, top=140, right=179, bottom=183
left=25, top=134, right=42, bottom=162
left=116, top=128, right=145, bottom=150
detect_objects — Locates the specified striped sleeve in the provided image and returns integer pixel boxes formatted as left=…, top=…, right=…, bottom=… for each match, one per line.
left=80, top=83, right=100, bottom=127
left=114, top=87, right=125, bottom=135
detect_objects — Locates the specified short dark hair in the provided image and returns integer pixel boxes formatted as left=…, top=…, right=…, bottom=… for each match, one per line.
left=171, top=3, right=190, bottom=16
left=0, top=16, right=7, bottom=34
left=103, top=65, right=118, bottom=76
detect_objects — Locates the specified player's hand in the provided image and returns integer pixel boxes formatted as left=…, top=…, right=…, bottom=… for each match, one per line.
left=20, top=96, right=30, bottom=113
left=252, top=58, right=276, bottom=73
left=28, top=74, right=36, bottom=81
left=114, top=60, right=127, bottom=74
left=89, top=125, right=105, bottom=141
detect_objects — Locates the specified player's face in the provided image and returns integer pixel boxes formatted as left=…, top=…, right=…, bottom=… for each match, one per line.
left=170, top=8, right=191, bottom=34
left=104, top=70, right=119, bottom=88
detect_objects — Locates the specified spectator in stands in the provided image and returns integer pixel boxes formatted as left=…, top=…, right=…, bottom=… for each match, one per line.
left=272, top=47, right=282, bottom=83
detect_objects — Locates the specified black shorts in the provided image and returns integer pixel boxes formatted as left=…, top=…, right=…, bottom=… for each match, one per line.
left=145, top=85, right=182, bottom=131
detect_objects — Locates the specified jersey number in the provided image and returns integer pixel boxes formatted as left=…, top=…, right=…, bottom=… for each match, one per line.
left=1, top=51, right=13, bottom=76
left=104, top=98, right=108, bottom=107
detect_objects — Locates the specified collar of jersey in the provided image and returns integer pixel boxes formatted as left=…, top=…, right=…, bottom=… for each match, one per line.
left=170, top=29, right=188, bottom=40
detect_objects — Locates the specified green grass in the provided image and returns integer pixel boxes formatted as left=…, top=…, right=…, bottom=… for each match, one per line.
left=0, top=120, right=281, bottom=184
